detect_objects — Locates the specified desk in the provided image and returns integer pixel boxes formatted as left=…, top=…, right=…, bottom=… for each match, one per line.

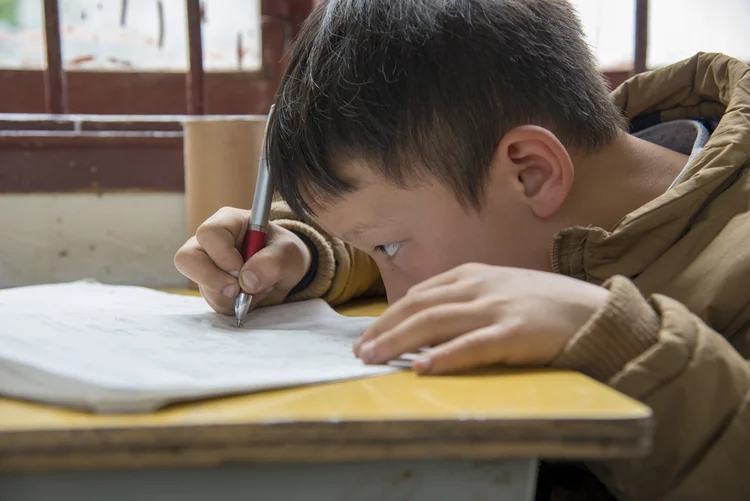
left=0, top=297, right=652, bottom=501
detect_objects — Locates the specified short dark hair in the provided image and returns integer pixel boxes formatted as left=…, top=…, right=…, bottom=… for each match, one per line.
left=267, top=0, right=625, bottom=217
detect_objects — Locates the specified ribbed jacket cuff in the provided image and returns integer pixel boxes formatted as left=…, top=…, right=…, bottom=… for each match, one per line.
left=551, top=276, right=660, bottom=382
left=273, top=219, right=336, bottom=302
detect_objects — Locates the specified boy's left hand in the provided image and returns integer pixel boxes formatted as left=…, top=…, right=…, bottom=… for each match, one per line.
left=354, top=263, right=609, bottom=374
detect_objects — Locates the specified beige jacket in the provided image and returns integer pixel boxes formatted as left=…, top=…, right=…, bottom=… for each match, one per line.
left=272, top=52, right=750, bottom=500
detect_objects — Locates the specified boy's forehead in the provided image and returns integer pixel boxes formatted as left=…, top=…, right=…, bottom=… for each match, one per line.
left=309, top=188, right=391, bottom=241
left=308, top=177, right=414, bottom=241
left=331, top=159, right=383, bottom=186
left=308, top=162, right=393, bottom=212
left=305, top=160, right=449, bottom=240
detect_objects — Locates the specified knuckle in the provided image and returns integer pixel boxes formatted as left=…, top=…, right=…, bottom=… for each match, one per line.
left=400, top=294, right=427, bottom=317
left=215, top=206, right=239, bottom=218
left=173, top=246, right=188, bottom=265
left=475, top=295, right=505, bottom=312
left=173, top=242, right=196, bottom=270
left=281, top=235, right=307, bottom=263
left=462, top=275, right=488, bottom=292
left=276, top=230, right=298, bottom=250
left=456, top=262, right=473, bottom=272
left=414, top=306, right=448, bottom=326
left=451, top=333, right=488, bottom=356
left=458, top=262, right=485, bottom=274
left=404, top=280, right=427, bottom=299
left=194, top=221, right=217, bottom=245
left=197, top=206, right=242, bottom=240
left=500, top=317, right=524, bottom=340
left=405, top=281, right=424, bottom=296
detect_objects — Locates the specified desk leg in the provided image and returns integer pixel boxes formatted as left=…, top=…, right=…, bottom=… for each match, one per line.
left=0, top=458, right=538, bottom=501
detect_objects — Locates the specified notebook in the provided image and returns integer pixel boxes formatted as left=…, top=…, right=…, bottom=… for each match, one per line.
left=0, top=281, right=398, bottom=413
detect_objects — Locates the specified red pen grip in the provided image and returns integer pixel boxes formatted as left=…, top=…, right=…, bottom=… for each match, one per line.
left=241, top=229, right=267, bottom=262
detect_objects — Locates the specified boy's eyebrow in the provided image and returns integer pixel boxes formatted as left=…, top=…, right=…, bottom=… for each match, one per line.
left=341, top=222, right=383, bottom=242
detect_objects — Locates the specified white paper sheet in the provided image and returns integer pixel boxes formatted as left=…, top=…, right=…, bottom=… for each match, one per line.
left=0, top=281, right=398, bottom=413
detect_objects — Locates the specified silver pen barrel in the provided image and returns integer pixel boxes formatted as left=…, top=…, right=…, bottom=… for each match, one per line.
left=234, top=105, right=276, bottom=327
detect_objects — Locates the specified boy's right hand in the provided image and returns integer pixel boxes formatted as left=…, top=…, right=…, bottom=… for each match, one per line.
left=174, top=207, right=312, bottom=315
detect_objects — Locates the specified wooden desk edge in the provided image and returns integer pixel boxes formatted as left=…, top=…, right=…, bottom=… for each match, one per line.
left=0, top=414, right=652, bottom=472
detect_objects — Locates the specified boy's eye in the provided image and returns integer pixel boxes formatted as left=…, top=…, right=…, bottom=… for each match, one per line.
left=374, top=242, right=401, bottom=258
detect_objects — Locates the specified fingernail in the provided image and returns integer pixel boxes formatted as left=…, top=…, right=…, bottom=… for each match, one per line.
left=360, top=341, right=377, bottom=363
left=263, top=286, right=274, bottom=294
left=413, top=356, right=431, bottom=375
left=229, top=270, right=239, bottom=278
left=222, top=284, right=238, bottom=299
left=241, top=270, right=261, bottom=292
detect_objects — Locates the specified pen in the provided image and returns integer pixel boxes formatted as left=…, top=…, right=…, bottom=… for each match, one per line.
left=235, top=105, right=275, bottom=327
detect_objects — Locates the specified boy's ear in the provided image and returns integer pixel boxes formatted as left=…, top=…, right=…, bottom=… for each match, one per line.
left=491, top=125, right=574, bottom=219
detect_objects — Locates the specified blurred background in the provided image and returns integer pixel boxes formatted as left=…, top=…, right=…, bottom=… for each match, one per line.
left=3, top=0, right=749, bottom=73
left=1, top=0, right=749, bottom=114
left=0, top=0, right=748, bottom=290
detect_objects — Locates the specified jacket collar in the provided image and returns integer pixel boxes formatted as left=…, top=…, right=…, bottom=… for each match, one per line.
left=552, top=52, right=750, bottom=283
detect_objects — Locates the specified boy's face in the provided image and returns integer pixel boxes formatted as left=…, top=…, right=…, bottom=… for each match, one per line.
left=312, top=162, right=549, bottom=303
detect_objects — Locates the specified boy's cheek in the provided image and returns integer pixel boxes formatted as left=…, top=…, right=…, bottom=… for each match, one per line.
left=378, top=262, right=421, bottom=304
left=378, top=267, right=410, bottom=304
left=378, top=255, right=442, bottom=303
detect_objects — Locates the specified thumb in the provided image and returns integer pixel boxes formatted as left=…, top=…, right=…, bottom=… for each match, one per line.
left=239, top=245, right=286, bottom=294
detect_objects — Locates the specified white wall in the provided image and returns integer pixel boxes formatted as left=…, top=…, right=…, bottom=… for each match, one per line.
left=0, top=193, right=189, bottom=289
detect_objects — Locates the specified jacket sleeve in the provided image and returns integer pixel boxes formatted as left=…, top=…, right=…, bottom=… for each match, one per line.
left=270, top=200, right=384, bottom=305
left=551, top=276, right=750, bottom=501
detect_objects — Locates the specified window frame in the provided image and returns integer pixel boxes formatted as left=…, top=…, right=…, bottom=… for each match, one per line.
left=0, top=0, right=311, bottom=115
left=0, top=0, right=639, bottom=194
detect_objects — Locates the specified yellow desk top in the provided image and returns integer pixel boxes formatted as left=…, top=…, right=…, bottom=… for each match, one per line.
left=0, top=295, right=653, bottom=472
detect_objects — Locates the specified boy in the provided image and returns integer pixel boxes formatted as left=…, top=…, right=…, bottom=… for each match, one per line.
left=175, top=1, right=750, bottom=499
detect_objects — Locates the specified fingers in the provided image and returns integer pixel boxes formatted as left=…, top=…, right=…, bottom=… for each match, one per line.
left=413, top=325, right=512, bottom=375
left=356, top=284, right=476, bottom=352
left=195, top=207, right=250, bottom=275
left=252, top=286, right=288, bottom=308
left=175, top=237, right=239, bottom=300
left=203, top=206, right=251, bottom=247
left=175, top=206, right=250, bottom=292
left=199, top=284, right=235, bottom=316
left=404, top=263, right=470, bottom=295
left=175, top=206, right=313, bottom=316
left=356, top=301, right=491, bottom=364
left=239, top=225, right=311, bottom=294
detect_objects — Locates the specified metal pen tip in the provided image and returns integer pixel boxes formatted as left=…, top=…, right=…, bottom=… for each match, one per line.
left=234, top=292, right=253, bottom=328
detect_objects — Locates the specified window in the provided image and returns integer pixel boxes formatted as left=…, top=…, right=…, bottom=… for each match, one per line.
left=647, top=0, right=750, bottom=67
left=0, top=0, right=261, bottom=71
left=0, top=0, right=313, bottom=196
left=2, top=0, right=748, bottom=195
left=572, top=0, right=637, bottom=70
left=0, top=0, right=310, bottom=115
left=573, top=0, right=750, bottom=73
